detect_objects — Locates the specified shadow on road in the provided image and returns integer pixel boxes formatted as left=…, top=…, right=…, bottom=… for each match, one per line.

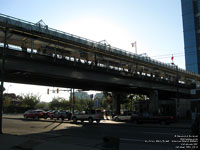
left=43, top=120, right=57, bottom=129
left=3, top=116, right=191, bottom=150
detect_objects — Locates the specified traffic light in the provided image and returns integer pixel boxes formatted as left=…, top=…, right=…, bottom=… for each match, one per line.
left=47, top=88, right=49, bottom=94
left=57, top=88, right=59, bottom=93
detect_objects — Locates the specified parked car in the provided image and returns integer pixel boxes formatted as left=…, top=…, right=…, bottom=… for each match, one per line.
left=131, top=112, right=174, bottom=125
left=112, top=111, right=135, bottom=121
left=49, top=110, right=72, bottom=120
left=24, top=109, right=48, bottom=120
left=71, top=110, right=104, bottom=124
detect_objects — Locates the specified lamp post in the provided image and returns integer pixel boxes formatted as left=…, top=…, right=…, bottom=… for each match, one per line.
left=6, top=85, right=12, bottom=93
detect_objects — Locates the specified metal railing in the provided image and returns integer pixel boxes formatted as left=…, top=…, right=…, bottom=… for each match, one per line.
left=0, top=13, right=199, bottom=78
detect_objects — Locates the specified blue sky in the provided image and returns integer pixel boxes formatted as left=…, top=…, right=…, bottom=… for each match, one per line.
left=1, top=0, right=185, bottom=101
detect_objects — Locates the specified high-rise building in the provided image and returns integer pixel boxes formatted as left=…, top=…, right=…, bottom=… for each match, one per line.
left=181, top=0, right=200, bottom=74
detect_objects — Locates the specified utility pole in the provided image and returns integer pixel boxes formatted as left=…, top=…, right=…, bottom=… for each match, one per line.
left=0, top=26, right=7, bottom=134
left=72, top=88, right=75, bottom=114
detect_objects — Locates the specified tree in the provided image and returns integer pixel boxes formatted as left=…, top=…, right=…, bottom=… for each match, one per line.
left=49, top=97, right=70, bottom=110
left=35, top=102, right=48, bottom=110
left=3, top=95, right=12, bottom=108
left=3, top=95, right=12, bottom=112
left=21, top=93, right=40, bottom=109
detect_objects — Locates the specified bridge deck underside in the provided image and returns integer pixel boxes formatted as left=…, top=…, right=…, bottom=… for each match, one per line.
left=0, top=48, right=192, bottom=98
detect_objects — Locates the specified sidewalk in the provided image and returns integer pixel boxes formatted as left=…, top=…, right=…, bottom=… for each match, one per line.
left=0, top=134, right=102, bottom=150
left=101, top=119, right=192, bottom=129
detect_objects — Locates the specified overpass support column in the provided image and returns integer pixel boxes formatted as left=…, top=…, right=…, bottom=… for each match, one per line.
left=148, top=90, right=159, bottom=115
left=0, top=26, right=8, bottom=134
left=31, top=39, right=34, bottom=57
left=112, top=93, right=121, bottom=115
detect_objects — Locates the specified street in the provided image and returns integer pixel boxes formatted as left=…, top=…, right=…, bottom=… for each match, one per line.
left=1, top=114, right=195, bottom=150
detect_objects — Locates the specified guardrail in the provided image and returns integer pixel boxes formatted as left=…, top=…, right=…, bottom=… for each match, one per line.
left=0, top=13, right=200, bottom=78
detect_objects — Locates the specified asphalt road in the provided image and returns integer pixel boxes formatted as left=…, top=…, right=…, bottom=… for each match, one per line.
left=2, top=114, right=195, bottom=150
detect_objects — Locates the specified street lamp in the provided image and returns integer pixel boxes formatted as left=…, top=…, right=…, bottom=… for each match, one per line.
left=6, top=85, right=12, bottom=93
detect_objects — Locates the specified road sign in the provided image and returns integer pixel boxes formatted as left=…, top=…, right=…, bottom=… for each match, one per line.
left=94, top=99, right=98, bottom=108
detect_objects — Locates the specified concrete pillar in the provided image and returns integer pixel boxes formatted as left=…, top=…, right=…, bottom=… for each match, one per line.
left=112, top=93, right=121, bottom=115
left=31, top=39, right=34, bottom=57
left=148, top=90, right=159, bottom=115
left=0, top=27, right=8, bottom=134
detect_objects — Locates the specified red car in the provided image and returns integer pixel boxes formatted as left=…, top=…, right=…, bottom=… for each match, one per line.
left=24, top=109, right=48, bottom=120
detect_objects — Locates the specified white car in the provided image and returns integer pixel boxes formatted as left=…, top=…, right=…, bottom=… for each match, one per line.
left=113, top=111, right=136, bottom=121
left=71, top=110, right=104, bottom=124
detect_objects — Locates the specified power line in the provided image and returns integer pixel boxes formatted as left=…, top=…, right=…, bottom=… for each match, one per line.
left=153, top=54, right=185, bottom=60
left=150, top=52, right=183, bottom=58
left=150, top=50, right=198, bottom=59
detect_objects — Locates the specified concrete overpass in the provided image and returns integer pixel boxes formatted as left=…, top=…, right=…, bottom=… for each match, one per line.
left=0, top=13, right=199, bottom=117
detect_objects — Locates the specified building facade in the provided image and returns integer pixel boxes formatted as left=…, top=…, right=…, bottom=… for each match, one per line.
left=181, top=0, right=200, bottom=74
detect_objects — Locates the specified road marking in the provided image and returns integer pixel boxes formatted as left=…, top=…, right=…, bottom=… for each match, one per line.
left=143, top=131, right=174, bottom=135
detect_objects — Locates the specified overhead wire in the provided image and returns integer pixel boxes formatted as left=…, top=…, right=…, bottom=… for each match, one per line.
left=150, top=50, right=198, bottom=60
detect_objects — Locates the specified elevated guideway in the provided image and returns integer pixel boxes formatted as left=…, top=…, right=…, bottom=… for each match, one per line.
left=0, top=13, right=199, bottom=97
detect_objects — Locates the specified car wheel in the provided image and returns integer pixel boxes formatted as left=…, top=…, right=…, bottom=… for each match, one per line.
left=115, top=117, right=119, bottom=121
left=72, top=117, right=77, bottom=123
left=88, top=118, right=93, bottom=124
left=96, top=120, right=100, bottom=124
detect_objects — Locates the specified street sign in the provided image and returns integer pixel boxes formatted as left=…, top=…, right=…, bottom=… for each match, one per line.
left=94, top=99, right=98, bottom=108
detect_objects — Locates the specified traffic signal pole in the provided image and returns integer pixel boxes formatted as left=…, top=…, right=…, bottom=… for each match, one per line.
left=72, top=88, right=74, bottom=114
left=0, top=27, right=7, bottom=134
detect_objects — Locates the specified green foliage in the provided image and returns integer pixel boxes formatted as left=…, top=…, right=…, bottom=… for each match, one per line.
left=35, top=102, right=48, bottom=110
left=3, top=95, right=12, bottom=108
left=21, top=93, right=40, bottom=109
left=3, top=93, right=40, bottom=113
left=121, top=94, right=147, bottom=111
left=2, top=92, right=148, bottom=114
left=49, top=97, right=70, bottom=110
left=75, top=99, right=88, bottom=111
